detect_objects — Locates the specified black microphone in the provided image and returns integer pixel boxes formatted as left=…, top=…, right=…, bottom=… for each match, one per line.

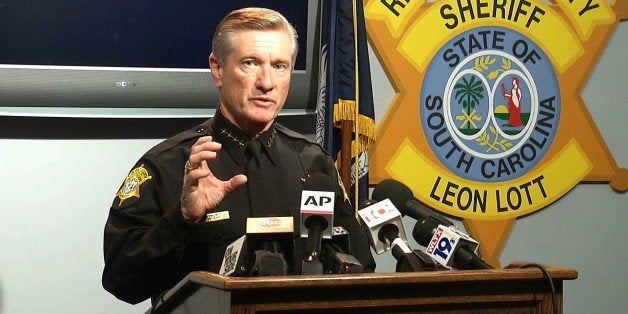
left=319, top=227, right=363, bottom=274
left=219, top=218, right=294, bottom=276
left=299, top=173, right=336, bottom=274
left=247, top=217, right=294, bottom=276
left=327, top=226, right=351, bottom=254
left=373, top=179, right=491, bottom=270
left=252, top=240, right=289, bottom=276
left=219, top=234, right=290, bottom=277
left=372, top=179, right=454, bottom=226
left=413, top=217, right=493, bottom=270
left=358, top=199, right=436, bottom=272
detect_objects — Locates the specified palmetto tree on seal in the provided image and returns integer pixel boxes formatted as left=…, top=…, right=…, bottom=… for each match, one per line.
left=453, top=75, right=484, bottom=133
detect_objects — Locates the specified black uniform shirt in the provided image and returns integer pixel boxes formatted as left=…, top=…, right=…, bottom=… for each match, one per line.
left=102, top=111, right=375, bottom=304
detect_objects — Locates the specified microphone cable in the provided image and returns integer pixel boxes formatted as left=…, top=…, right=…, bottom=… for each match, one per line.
left=517, top=262, right=557, bottom=314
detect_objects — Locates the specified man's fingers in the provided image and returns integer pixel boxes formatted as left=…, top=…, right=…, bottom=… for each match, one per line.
left=185, top=167, right=212, bottom=183
left=188, top=151, right=219, bottom=169
left=188, top=139, right=221, bottom=169
left=190, top=136, right=221, bottom=155
left=191, top=141, right=222, bottom=155
left=225, top=174, right=247, bottom=193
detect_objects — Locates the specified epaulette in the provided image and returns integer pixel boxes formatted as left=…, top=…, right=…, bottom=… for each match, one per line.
left=148, top=119, right=213, bottom=157
left=274, top=123, right=328, bottom=152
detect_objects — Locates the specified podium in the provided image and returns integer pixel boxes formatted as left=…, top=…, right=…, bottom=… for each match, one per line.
left=148, top=263, right=577, bottom=313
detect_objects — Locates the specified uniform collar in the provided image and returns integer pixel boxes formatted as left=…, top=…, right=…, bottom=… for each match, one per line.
left=212, top=110, right=279, bottom=167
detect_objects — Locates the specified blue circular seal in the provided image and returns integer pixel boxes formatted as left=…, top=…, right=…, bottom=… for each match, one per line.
left=420, top=26, right=560, bottom=182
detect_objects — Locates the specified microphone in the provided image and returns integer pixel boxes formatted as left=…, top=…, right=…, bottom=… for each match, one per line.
left=358, top=199, right=436, bottom=272
left=219, top=234, right=249, bottom=276
left=319, top=227, right=363, bottom=274
left=413, top=217, right=493, bottom=270
left=372, top=179, right=454, bottom=226
left=220, top=216, right=294, bottom=276
left=327, top=226, right=351, bottom=254
left=372, top=179, right=491, bottom=270
left=247, top=216, right=294, bottom=275
left=357, top=198, right=407, bottom=254
left=299, top=173, right=336, bottom=274
left=252, top=240, right=289, bottom=276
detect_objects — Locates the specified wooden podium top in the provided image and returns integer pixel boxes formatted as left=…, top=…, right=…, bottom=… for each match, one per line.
left=150, top=263, right=577, bottom=313
left=185, top=263, right=577, bottom=290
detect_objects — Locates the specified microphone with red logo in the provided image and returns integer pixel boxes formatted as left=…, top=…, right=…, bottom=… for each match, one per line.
left=219, top=216, right=294, bottom=276
left=372, top=179, right=491, bottom=270
left=372, top=179, right=454, bottom=227
left=299, top=173, right=335, bottom=274
left=358, top=199, right=437, bottom=272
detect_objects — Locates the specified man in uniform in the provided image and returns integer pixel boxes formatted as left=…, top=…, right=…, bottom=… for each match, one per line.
left=102, top=7, right=375, bottom=305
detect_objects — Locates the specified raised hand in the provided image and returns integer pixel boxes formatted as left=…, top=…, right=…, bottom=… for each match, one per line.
left=180, top=136, right=247, bottom=221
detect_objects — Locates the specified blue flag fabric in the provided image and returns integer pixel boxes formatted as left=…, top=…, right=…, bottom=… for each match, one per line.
left=316, top=0, right=375, bottom=207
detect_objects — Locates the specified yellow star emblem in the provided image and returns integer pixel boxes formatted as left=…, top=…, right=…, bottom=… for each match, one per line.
left=365, top=0, right=627, bottom=267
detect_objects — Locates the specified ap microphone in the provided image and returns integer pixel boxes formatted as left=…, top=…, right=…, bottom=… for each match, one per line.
left=300, top=173, right=336, bottom=274
left=372, top=179, right=454, bottom=227
left=413, top=217, right=493, bottom=270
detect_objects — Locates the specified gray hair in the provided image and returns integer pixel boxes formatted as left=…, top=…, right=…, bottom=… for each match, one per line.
left=211, top=7, right=299, bottom=66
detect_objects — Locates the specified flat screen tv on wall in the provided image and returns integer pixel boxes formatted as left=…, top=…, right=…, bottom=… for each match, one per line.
left=0, top=0, right=321, bottom=118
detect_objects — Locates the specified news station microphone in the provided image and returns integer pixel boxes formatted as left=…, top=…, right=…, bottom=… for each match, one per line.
left=219, top=217, right=294, bottom=276
left=219, top=234, right=249, bottom=276
left=358, top=199, right=436, bottom=272
left=319, top=226, right=363, bottom=274
left=299, top=173, right=336, bottom=274
left=372, top=179, right=491, bottom=270
left=413, top=217, right=493, bottom=270
left=372, top=179, right=454, bottom=226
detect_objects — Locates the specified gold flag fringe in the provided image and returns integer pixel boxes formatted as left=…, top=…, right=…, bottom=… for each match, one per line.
left=333, top=99, right=376, bottom=158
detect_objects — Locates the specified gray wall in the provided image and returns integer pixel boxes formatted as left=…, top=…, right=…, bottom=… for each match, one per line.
left=0, top=22, right=625, bottom=314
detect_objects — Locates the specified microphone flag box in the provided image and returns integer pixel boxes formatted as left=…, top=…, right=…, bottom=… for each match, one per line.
left=246, top=217, right=295, bottom=274
left=299, top=190, right=335, bottom=239
left=425, top=225, right=479, bottom=269
left=219, top=234, right=247, bottom=276
left=246, top=217, right=294, bottom=234
left=357, top=199, right=407, bottom=254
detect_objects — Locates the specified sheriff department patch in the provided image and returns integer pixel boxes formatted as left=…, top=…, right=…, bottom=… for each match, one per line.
left=365, top=0, right=627, bottom=267
left=421, top=26, right=560, bottom=183
left=116, top=164, right=152, bottom=206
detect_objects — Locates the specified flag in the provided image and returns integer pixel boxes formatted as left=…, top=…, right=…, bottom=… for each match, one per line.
left=316, top=0, right=375, bottom=210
